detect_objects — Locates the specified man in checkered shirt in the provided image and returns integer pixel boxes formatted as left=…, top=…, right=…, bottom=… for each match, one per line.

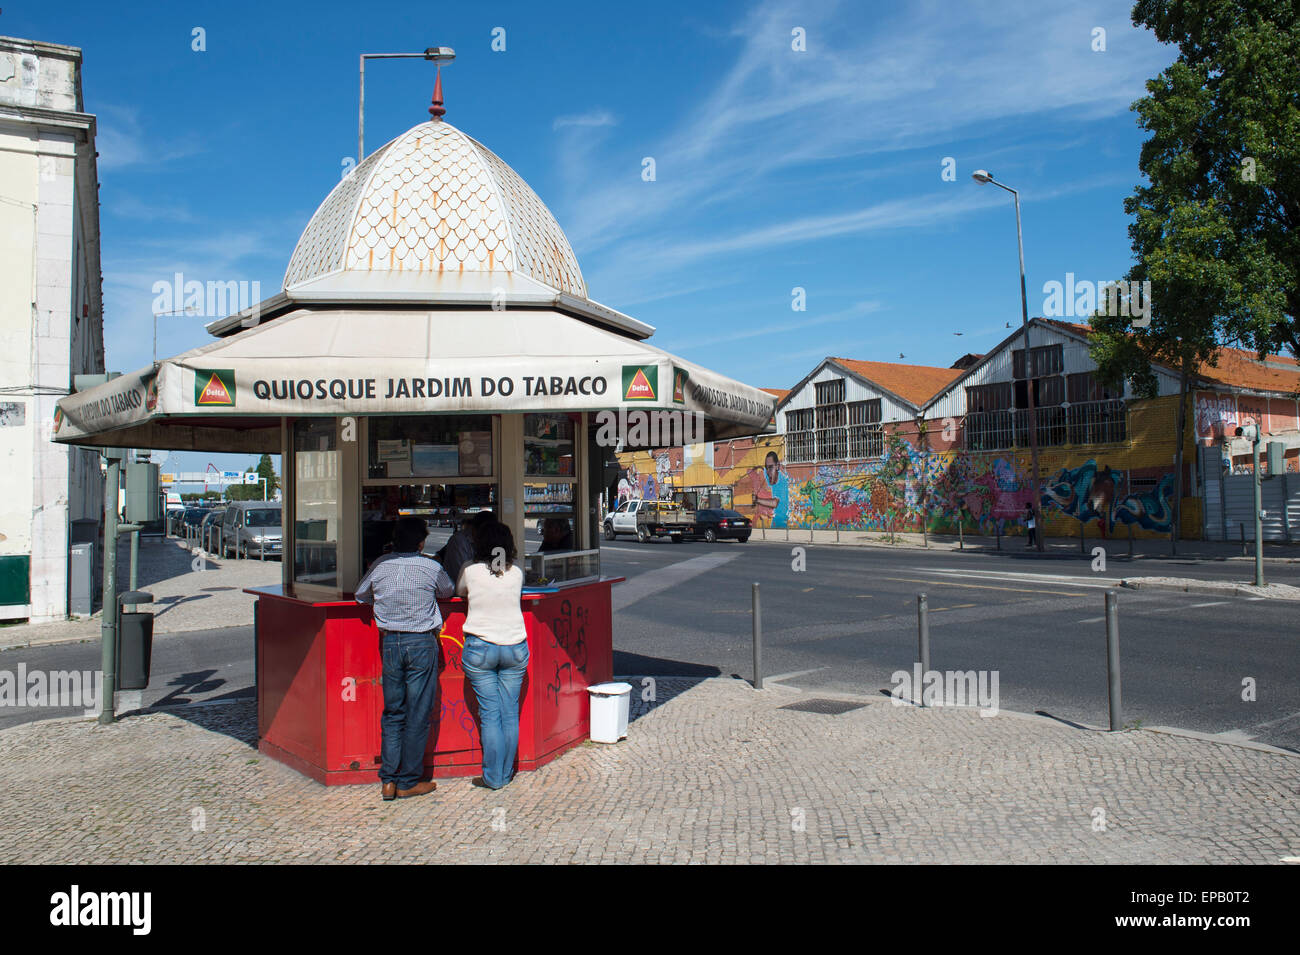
left=355, top=516, right=454, bottom=801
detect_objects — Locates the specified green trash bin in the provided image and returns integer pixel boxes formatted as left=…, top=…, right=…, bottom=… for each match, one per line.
left=117, top=589, right=155, bottom=691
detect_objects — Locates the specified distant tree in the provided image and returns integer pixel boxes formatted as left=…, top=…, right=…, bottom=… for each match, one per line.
left=223, top=455, right=279, bottom=501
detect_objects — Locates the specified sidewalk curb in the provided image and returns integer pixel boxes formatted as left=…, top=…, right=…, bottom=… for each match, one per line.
left=1121, top=578, right=1300, bottom=601
left=742, top=534, right=1300, bottom=563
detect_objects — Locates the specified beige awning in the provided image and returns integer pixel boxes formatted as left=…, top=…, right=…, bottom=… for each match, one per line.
left=53, top=307, right=777, bottom=452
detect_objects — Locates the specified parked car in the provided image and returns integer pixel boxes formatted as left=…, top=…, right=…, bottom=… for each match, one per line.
left=689, top=508, right=751, bottom=543
left=222, top=501, right=282, bottom=559
left=603, top=498, right=693, bottom=543
left=165, top=506, right=187, bottom=536
left=181, top=507, right=208, bottom=540
left=201, top=509, right=225, bottom=553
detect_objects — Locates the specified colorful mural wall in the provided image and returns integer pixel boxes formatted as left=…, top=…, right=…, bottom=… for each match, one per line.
left=616, top=396, right=1199, bottom=540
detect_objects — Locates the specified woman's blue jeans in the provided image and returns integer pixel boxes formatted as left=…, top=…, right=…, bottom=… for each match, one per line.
left=462, top=634, right=530, bottom=789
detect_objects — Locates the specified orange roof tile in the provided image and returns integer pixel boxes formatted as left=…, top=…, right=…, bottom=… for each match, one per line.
left=831, top=358, right=965, bottom=406
left=760, top=387, right=791, bottom=401
left=1037, top=318, right=1300, bottom=395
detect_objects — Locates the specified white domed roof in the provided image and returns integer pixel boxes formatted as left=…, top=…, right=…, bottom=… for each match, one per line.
left=284, top=120, right=586, bottom=297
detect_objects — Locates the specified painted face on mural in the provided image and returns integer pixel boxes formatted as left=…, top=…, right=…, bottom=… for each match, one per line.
left=764, top=451, right=781, bottom=486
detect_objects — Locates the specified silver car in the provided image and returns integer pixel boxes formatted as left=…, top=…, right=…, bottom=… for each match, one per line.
left=221, top=502, right=282, bottom=559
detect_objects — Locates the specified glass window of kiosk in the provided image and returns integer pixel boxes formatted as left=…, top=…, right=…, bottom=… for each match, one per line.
left=293, top=418, right=340, bottom=588
left=524, top=413, right=576, bottom=553
left=361, top=415, right=499, bottom=574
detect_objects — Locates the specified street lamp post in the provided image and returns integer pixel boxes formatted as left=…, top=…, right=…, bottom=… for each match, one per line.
left=358, top=47, right=455, bottom=162
left=973, top=170, right=1045, bottom=553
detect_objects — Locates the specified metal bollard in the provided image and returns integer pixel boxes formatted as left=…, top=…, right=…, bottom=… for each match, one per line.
left=1105, top=591, right=1122, bottom=731
left=1128, top=521, right=1134, bottom=557
left=916, top=593, right=930, bottom=706
left=958, top=520, right=964, bottom=551
left=1240, top=522, right=1246, bottom=557
left=996, top=523, right=1002, bottom=551
left=752, top=582, right=763, bottom=690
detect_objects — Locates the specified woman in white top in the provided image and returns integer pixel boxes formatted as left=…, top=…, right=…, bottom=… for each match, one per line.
left=456, top=520, right=528, bottom=790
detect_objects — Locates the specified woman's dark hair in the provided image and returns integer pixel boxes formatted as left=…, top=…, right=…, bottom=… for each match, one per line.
left=473, top=520, right=516, bottom=572
left=393, top=516, right=428, bottom=553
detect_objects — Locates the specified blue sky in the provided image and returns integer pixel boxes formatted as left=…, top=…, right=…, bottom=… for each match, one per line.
left=12, top=0, right=1174, bottom=477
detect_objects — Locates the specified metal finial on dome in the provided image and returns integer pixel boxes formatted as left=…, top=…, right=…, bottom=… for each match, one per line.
left=429, top=66, right=446, bottom=120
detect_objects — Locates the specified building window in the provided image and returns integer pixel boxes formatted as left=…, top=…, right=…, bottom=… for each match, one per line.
left=848, top=399, right=883, bottom=458
left=965, top=364, right=1127, bottom=450
left=786, top=408, right=815, bottom=463
left=814, top=378, right=847, bottom=461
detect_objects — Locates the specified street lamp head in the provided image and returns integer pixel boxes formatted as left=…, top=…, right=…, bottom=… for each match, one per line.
left=972, top=169, right=993, bottom=184
left=424, top=47, right=456, bottom=62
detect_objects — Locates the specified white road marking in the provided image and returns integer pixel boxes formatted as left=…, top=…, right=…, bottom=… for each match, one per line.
left=1077, top=617, right=1105, bottom=624
left=765, top=667, right=831, bottom=684
left=909, top=566, right=1117, bottom=589
left=611, top=551, right=742, bottom=612
left=1187, top=601, right=1229, bottom=608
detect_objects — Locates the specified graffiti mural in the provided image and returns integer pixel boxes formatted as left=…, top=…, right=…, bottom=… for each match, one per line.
left=618, top=432, right=1182, bottom=538
left=1040, top=459, right=1175, bottom=534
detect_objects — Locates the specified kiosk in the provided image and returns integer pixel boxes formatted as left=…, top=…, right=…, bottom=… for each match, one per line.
left=54, top=86, right=775, bottom=784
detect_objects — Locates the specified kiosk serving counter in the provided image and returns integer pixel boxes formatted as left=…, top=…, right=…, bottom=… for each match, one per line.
left=247, top=408, right=625, bottom=783
left=52, top=97, right=776, bottom=785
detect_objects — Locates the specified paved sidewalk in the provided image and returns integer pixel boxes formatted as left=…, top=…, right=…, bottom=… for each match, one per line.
left=0, top=537, right=278, bottom=650
left=1, top=678, right=1296, bottom=864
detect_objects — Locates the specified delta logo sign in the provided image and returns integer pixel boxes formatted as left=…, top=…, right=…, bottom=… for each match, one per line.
left=194, top=369, right=236, bottom=406
left=672, top=366, right=688, bottom=405
left=621, top=364, right=659, bottom=402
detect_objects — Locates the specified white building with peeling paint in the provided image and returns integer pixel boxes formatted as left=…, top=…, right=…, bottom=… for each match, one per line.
left=0, top=36, right=104, bottom=621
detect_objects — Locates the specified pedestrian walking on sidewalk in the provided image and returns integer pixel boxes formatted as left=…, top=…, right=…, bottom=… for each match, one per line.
left=355, top=516, right=455, bottom=801
left=457, top=520, right=529, bottom=790
left=1024, top=503, right=1037, bottom=548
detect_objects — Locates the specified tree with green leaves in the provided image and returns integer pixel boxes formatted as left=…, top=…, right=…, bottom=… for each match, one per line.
left=224, top=454, right=280, bottom=501
left=1090, top=0, right=1299, bottom=547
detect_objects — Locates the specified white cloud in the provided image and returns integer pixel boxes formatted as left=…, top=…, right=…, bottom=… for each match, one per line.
left=553, top=109, right=617, bottom=130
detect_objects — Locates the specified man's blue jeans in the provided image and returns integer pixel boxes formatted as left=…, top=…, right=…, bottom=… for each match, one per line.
left=462, top=634, right=530, bottom=789
left=380, top=630, right=439, bottom=790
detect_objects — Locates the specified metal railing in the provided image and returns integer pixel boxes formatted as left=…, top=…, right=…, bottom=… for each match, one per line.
left=965, top=400, right=1127, bottom=452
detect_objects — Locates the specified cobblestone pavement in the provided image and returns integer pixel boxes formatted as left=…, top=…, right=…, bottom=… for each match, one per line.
left=1, top=678, right=1296, bottom=864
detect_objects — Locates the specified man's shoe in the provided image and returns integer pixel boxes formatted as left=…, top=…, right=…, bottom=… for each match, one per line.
left=395, top=780, right=438, bottom=798
left=381, top=782, right=397, bottom=801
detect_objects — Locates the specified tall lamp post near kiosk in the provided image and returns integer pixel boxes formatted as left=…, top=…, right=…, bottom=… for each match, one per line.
left=358, top=47, right=455, bottom=162
left=972, top=169, right=1045, bottom=552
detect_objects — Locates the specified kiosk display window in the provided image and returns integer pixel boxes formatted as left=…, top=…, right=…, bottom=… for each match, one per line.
left=523, top=413, right=575, bottom=477
left=293, top=418, right=339, bottom=587
left=360, top=482, right=497, bottom=571
left=368, top=415, right=494, bottom=479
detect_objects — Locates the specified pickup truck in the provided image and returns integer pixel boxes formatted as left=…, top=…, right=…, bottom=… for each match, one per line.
left=604, top=498, right=694, bottom=543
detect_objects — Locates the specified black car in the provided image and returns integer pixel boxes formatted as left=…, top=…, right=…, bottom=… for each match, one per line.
left=691, top=508, right=751, bottom=543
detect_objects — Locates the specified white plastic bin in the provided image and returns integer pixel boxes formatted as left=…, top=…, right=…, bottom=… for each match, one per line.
left=587, top=681, right=633, bottom=743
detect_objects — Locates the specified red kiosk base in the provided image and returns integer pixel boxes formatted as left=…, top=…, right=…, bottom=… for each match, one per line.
left=247, top=578, right=620, bottom=785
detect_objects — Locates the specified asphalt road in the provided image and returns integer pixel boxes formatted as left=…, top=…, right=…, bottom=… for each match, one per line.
left=2, top=532, right=1297, bottom=752
left=602, top=536, right=1300, bottom=752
